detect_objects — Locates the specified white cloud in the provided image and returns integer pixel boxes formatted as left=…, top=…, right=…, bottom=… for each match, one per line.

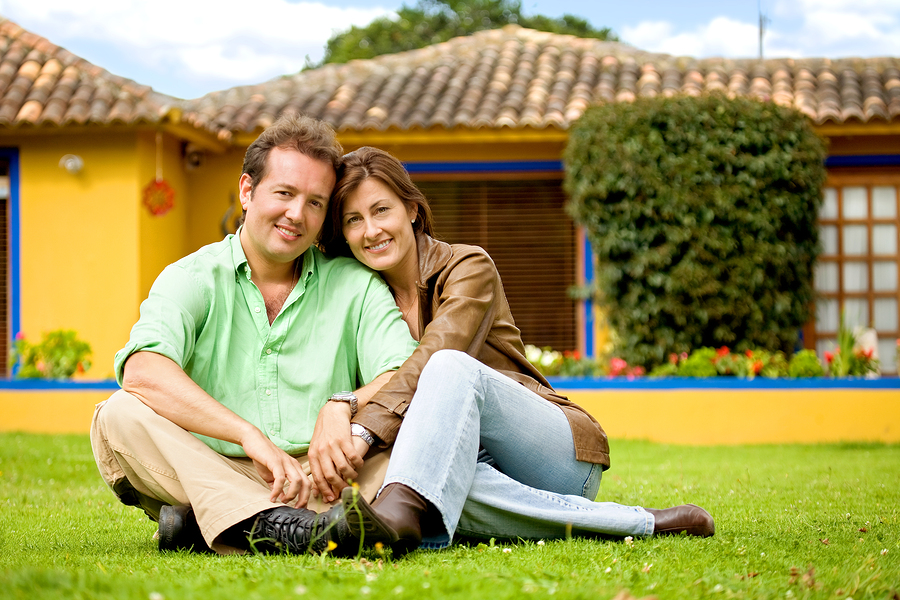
left=621, top=1, right=900, bottom=59
left=622, top=17, right=758, bottom=57
left=0, top=0, right=393, bottom=90
left=770, top=0, right=900, bottom=57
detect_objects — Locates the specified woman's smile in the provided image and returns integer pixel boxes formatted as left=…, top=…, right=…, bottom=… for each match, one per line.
left=366, top=239, right=392, bottom=253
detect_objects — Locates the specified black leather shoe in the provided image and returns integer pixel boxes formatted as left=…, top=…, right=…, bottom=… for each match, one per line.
left=158, top=505, right=214, bottom=553
left=249, top=505, right=346, bottom=555
left=645, top=504, right=715, bottom=537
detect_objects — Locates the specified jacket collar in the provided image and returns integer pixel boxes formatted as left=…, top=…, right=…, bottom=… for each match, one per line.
left=416, top=233, right=452, bottom=284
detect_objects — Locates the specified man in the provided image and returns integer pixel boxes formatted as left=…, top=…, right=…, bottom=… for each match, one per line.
left=90, top=115, right=417, bottom=555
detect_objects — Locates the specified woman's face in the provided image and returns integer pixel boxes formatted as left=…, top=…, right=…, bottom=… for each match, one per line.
left=341, top=177, right=418, bottom=275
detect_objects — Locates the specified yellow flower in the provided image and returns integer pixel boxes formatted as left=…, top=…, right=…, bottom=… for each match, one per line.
left=326, top=541, right=338, bottom=552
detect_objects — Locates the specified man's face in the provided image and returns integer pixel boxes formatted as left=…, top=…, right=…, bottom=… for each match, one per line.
left=238, top=147, right=336, bottom=270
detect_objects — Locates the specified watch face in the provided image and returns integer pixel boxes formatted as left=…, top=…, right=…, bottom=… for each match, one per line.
left=331, top=392, right=356, bottom=401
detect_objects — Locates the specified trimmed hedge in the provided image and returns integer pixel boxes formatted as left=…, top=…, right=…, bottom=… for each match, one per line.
left=564, top=93, right=828, bottom=369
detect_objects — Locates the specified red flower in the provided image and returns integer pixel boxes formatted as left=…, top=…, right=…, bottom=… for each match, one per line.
left=745, top=350, right=754, bottom=358
left=668, top=353, right=679, bottom=364
left=609, top=357, right=627, bottom=376
left=752, top=360, right=763, bottom=374
left=716, top=346, right=730, bottom=358
left=824, top=351, right=833, bottom=364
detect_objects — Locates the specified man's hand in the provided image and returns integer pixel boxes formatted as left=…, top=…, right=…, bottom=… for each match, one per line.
left=241, top=428, right=311, bottom=508
left=307, top=401, right=365, bottom=503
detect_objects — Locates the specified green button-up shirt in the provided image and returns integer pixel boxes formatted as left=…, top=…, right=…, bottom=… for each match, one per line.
left=115, top=233, right=417, bottom=457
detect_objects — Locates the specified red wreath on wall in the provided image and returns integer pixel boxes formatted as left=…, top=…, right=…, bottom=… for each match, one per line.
left=143, top=179, right=175, bottom=216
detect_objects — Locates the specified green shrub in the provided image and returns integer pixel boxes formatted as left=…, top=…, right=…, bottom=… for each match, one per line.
left=9, top=330, right=92, bottom=379
left=564, top=93, right=827, bottom=369
left=788, top=349, right=825, bottom=378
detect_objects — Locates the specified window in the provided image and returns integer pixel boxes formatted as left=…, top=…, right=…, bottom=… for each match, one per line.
left=414, top=177, right=577, bottom=352
left=813, top=173, right=900, bottom=374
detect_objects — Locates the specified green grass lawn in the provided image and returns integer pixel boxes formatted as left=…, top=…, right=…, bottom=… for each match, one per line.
left=1, top=432, right=897, bottom=600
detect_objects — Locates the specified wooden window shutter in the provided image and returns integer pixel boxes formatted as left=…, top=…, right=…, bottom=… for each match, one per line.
left=415, top=179, right=577, bottom=351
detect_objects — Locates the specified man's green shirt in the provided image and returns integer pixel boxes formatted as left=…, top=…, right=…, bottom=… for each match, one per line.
left=114, top=233, right=417, bottom=457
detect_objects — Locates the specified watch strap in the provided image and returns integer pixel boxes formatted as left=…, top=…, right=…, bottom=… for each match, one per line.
left=350, top=423, right=375, bottom=446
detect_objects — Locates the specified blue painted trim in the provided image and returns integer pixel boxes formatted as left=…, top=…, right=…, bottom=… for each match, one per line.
left=0, top=149, right=20, bottom=332
left=582, top=233, right=595, bottom=358
left=404, top=160, right=563, bottom=174
left=825, top=154, right=900, bottom=168
left=0, top=378, right=120, bottom=390
left=0, top=148, right=20, bottom=376
left=547, top=376, right=900, bottom=390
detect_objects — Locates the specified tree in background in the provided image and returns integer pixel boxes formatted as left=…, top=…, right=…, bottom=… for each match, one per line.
left=312, top=0, right=616, bottom=67
left=564, top=93, right=828, bottom=370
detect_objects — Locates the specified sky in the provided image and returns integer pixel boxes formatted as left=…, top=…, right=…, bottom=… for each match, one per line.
left=0, top=0, right=898, bottom=100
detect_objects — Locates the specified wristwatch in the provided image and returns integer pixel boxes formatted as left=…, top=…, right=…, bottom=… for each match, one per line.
left=351, top=423, right=375, bottom=446
left=328, top=391, right=358, bottom=418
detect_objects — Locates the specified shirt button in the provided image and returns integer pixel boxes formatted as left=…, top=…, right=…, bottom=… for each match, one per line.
left=255, top=307, right=261, bottom=313
left=266, top=348, right=272, bottom=355
left=265, top=389, right=271, bottom=396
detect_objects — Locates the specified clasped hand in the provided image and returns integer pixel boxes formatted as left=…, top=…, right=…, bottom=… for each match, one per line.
left=307, top=401, right=369, bottom=503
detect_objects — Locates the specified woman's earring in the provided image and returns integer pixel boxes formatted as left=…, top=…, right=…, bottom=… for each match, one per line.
left=411, top=218, right=416, bottom=224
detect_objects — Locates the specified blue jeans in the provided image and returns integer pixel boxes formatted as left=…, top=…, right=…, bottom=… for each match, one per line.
left=382, top=350, right=654, bottom=549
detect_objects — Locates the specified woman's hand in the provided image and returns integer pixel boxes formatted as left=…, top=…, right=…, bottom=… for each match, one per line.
left=307, top=401, right=365, bottom=503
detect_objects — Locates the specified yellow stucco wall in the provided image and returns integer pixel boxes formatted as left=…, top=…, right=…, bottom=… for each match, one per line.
left=2, top=387, right=896, bottom=444
left=564, top=388, right=900, bottom=445
left=10, top=130, right=206, bottom=378
left=16, top=132, right=142, bottom=379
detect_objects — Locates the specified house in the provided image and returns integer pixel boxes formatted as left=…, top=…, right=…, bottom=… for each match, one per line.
left=1, top=18, right=898, bottom=384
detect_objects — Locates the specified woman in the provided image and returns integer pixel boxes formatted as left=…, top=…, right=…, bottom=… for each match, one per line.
left=320, top=147, right=714, bottom=554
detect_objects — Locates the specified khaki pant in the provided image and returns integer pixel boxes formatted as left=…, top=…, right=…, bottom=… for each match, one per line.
left=90, top=390, right=390, bottom=553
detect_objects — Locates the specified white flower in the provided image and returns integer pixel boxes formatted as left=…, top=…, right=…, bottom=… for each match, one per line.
left=537, top=540, right=545, bottom=546
left=366, top=573, right=377, bottom=582
left=525, top=345, right=542, bottom=363
left=624, top=536, right=634, bottom=546
left=149, top=594, right=164, bottom=600
left=294, top=586, right=307, bottom=595
left=604, top=567, right=612, bottom=573
left=360, top=587, right=371, bottom=595
left=502, top=547, right=512, bottom=553
left=881, top=549, right=888, bottom=555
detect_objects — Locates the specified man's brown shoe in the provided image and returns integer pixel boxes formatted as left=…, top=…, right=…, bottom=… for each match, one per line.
left=645, top=504, right=715, bottom=537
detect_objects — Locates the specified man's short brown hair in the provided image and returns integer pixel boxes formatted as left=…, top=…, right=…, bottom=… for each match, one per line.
left=241, top=114, right=343, bottom=192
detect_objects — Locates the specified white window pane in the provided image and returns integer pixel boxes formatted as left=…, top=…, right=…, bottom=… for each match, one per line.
left=821, top=188, right=839, bottom=219
left=872, top=186, right=897, bottom=218
left=878, top=339, right=897, bottom=374
left=817, top=298, right=840, bottom=331
left=873, top=261, right=898, bottom=291
left=873, top=224, right=897, bottom=254
left=815, top=262, right=839, bottom=292
left=821, top=225, right=839, bottom=255
left=843, top=262, right=868, bottom=292
left=842, top=187, right=868, bottom=218
left=874, top=298, right=898, bottom=331
left=843, top=225, right=868, bottom=255
left=844, top=299, right=869, bottom=329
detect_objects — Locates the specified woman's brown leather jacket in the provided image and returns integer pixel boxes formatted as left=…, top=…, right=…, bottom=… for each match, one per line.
left=353, top=233, right=610, bottom=468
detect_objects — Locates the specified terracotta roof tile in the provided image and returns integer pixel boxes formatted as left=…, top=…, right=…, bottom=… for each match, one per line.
left=183, top=25, right=900, bottom=135
left=4, top=18, right=899, bottom=141
left=0, top=17, right=178, bottom=129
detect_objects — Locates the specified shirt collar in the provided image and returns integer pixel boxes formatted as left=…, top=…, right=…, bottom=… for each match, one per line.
left=230, top=226, right=318, bottom=283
